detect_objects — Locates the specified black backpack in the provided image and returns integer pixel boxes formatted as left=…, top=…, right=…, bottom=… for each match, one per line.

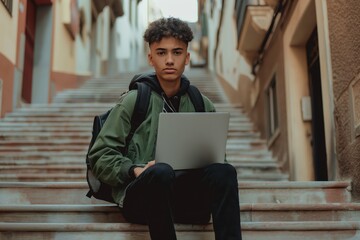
left=85, top=76, right=205, bottom=203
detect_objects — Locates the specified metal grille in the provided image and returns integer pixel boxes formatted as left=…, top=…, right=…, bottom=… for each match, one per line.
left=1, top=0, right=12, bottom=16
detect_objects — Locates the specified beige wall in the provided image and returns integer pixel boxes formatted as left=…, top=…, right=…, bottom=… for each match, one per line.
left=0, top=0, right=19, bottom=63
left=252, top=30, right=292, bottom=177
left=205, top=0, right=223, bottom=72
left=75, top=0, right=92, bottom=75
left=215, top=0, right=252, bottom=94
left=282, top=0, right=316, bottom=180
left=327, top=0, right=360, bottom=197
left=0, top=0, right=19, bottom=116
left=52, top=0, right=76, bottom=73
left=213, top=0, right=332, bottom=181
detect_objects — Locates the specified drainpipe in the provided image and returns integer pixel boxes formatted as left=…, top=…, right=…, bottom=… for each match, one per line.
left=251, top=0, right=290, bottom=75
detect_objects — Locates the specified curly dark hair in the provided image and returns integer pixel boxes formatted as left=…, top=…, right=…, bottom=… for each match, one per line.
left=143, top=17, right=194, bottom=45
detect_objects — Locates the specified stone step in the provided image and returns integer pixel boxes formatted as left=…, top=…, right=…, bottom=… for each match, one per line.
left=2, top=109, right=244, bottom=117
left=226, top=144, right=269, bottom=152
left=0, top=125, right=254, bottom=132
left=0, top=145, right=269, bottom=154
left=227, top=138, right=267, bottom=145
left=55, top=88, right=225, bottom=93
left=0, top=173, right=86, bottom=182
left=0, top=163, right=280, bottom=176
left=0, top=181, right=351, bottom=205
left=54, top=97, right=227, bottom=104
left=0, top=122, right=253, bottom=130
left=0, top=139, right=90, bottom=146
left=226, top=152, right=273, bottom=158
left=53, top=93, right=224, bottom=100
left=74, top=84, right=222, bottom=88
left=0, top=221, right=359, bottom=240
left=238, top=172, right=289, bottom=181
left=0, top=165, right=85, bottom=174
left=232, top=162, right=279, bottom=170
left=0, top=148, right=266, bottom=156
left=14, top=109, right=241, bottom=116
left=0, top=157, right=272, bottom=168
left=0, top=132, right=257, bottom=142
left=29, top=103, right=240, bottom=110
left=58, top=87, right=224, bottom=92
left=0, top=153, right=272, bottom=163
left=1, top=116, right=251, bottom=124
left=0, top=131, right=260, bottom=141
left=0, top=139, right=267, bottom=147
left=0, top=157, right=278, bottom=166
left=226, top=156, right=276, bottom=162
left=0, top=146, right=87, bottom=152
left=0, top=152, right=88, bottom=160
left=227, top=132, right=261, bottom=138
left=17, top=102, right=242, bottom=109
left=0, top=172, right=287, bottom=182
left=0, top=132, right=91, bottom=139
left=1, top=203, right=360, bottom=223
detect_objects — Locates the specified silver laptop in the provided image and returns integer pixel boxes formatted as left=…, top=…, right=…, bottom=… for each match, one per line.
left=155, top=112, right=230, bottom=170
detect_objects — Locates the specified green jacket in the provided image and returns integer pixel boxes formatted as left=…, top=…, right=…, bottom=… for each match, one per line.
left=88, top=74, right=216, bottom=207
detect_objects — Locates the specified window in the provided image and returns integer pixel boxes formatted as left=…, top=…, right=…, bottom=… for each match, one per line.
left=79, top=9, right=86, bottom=42
left=266, top=75, right=279, bottom=139
left=234, top=0, right=247, bottom=40
left=1, top=0, right=12, bottom=16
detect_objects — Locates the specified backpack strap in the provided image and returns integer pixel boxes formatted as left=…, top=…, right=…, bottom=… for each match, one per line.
left=124, top=82, right=152, bottom=151
left=187, top=85, right=205, bottom=112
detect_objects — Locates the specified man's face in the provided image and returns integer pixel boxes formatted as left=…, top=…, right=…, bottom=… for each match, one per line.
left=148, top=37, right=190, bottom=84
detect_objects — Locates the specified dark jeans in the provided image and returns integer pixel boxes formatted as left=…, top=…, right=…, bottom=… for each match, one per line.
left=122, top=163, right=242, bottom=240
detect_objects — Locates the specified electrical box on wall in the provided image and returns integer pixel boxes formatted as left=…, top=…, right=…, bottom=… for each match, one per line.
left=301, top=96, right=312, bottom=121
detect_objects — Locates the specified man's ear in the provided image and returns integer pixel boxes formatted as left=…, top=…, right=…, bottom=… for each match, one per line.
left=185, top=52, right=190, bottom=65
left=148, top=52, right=154, bottom=66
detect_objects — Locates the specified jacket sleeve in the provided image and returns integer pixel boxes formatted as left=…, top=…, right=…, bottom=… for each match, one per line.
left=202, top=94, right=216, bottom=112
left=87, top=92, right=136, bottom=187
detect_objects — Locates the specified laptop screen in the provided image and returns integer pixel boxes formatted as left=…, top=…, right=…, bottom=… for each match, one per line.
left=155, top=112, right=230, bottom=170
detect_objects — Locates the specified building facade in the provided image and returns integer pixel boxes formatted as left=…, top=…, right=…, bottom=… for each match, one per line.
left=0, top=0, right=148, bottom=117
left=203, top=0, right=360, bottom=197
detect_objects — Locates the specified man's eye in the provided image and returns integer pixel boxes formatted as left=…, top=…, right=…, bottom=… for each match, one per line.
left=157, top=52, right=166, bottom=56
left=174, top=51, right=182, bottom=55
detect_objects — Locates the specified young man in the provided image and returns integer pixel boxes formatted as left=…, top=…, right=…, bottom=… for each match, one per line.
left=88, top=17, right=242, bottom=240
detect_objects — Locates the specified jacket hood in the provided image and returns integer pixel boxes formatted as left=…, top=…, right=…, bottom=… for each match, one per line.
left=129, top=72, right=190, bottom=97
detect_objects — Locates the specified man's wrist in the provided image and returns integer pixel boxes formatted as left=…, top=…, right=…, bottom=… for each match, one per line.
left=133, top=167, right=143, bottom=178
left=128, top=165, right=138, bottom=179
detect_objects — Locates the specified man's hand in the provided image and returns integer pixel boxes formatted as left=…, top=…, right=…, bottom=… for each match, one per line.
left=133, top=160, right=155, bottom=178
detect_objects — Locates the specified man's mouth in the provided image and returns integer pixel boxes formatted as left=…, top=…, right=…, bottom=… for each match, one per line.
left=163, top=68, right=176, bottom=74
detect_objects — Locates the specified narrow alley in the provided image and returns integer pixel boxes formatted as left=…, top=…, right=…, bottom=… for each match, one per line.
left=0, top=68, right=358, bottom=239
left=1, top=0, right=360, bottom=239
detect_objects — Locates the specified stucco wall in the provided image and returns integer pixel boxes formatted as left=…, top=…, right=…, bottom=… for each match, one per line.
left=205, top=0, right=223, bottom=72
left=0, top=0, right=19, bottom=116
left=215, top=0, right=252, bottom=92
left=52, top=0, right=76, bottom=73
left=250, top=31, right=290, bottom=175
left=75, top=0, right=92, bottom=75
left=0, top=1, right=18, bottom=63
left=209, top=0, right=292, bottom=176
left=327, top=0, right=360, bottom=197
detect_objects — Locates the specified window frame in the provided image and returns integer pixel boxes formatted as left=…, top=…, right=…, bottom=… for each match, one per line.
left=266, top=74, right=279, bottom=142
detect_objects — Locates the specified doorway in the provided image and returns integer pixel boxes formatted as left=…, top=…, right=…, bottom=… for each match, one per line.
left=22, top=0, right=36, bottom=103
left=306, top=27, right=328, bottom=181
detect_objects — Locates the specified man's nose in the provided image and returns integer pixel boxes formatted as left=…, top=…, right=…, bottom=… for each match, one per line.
left=165, top=53, right=174, bottom=64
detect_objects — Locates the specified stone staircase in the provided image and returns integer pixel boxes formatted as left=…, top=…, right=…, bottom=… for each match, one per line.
left=0, top=68, right=359, bottom=239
